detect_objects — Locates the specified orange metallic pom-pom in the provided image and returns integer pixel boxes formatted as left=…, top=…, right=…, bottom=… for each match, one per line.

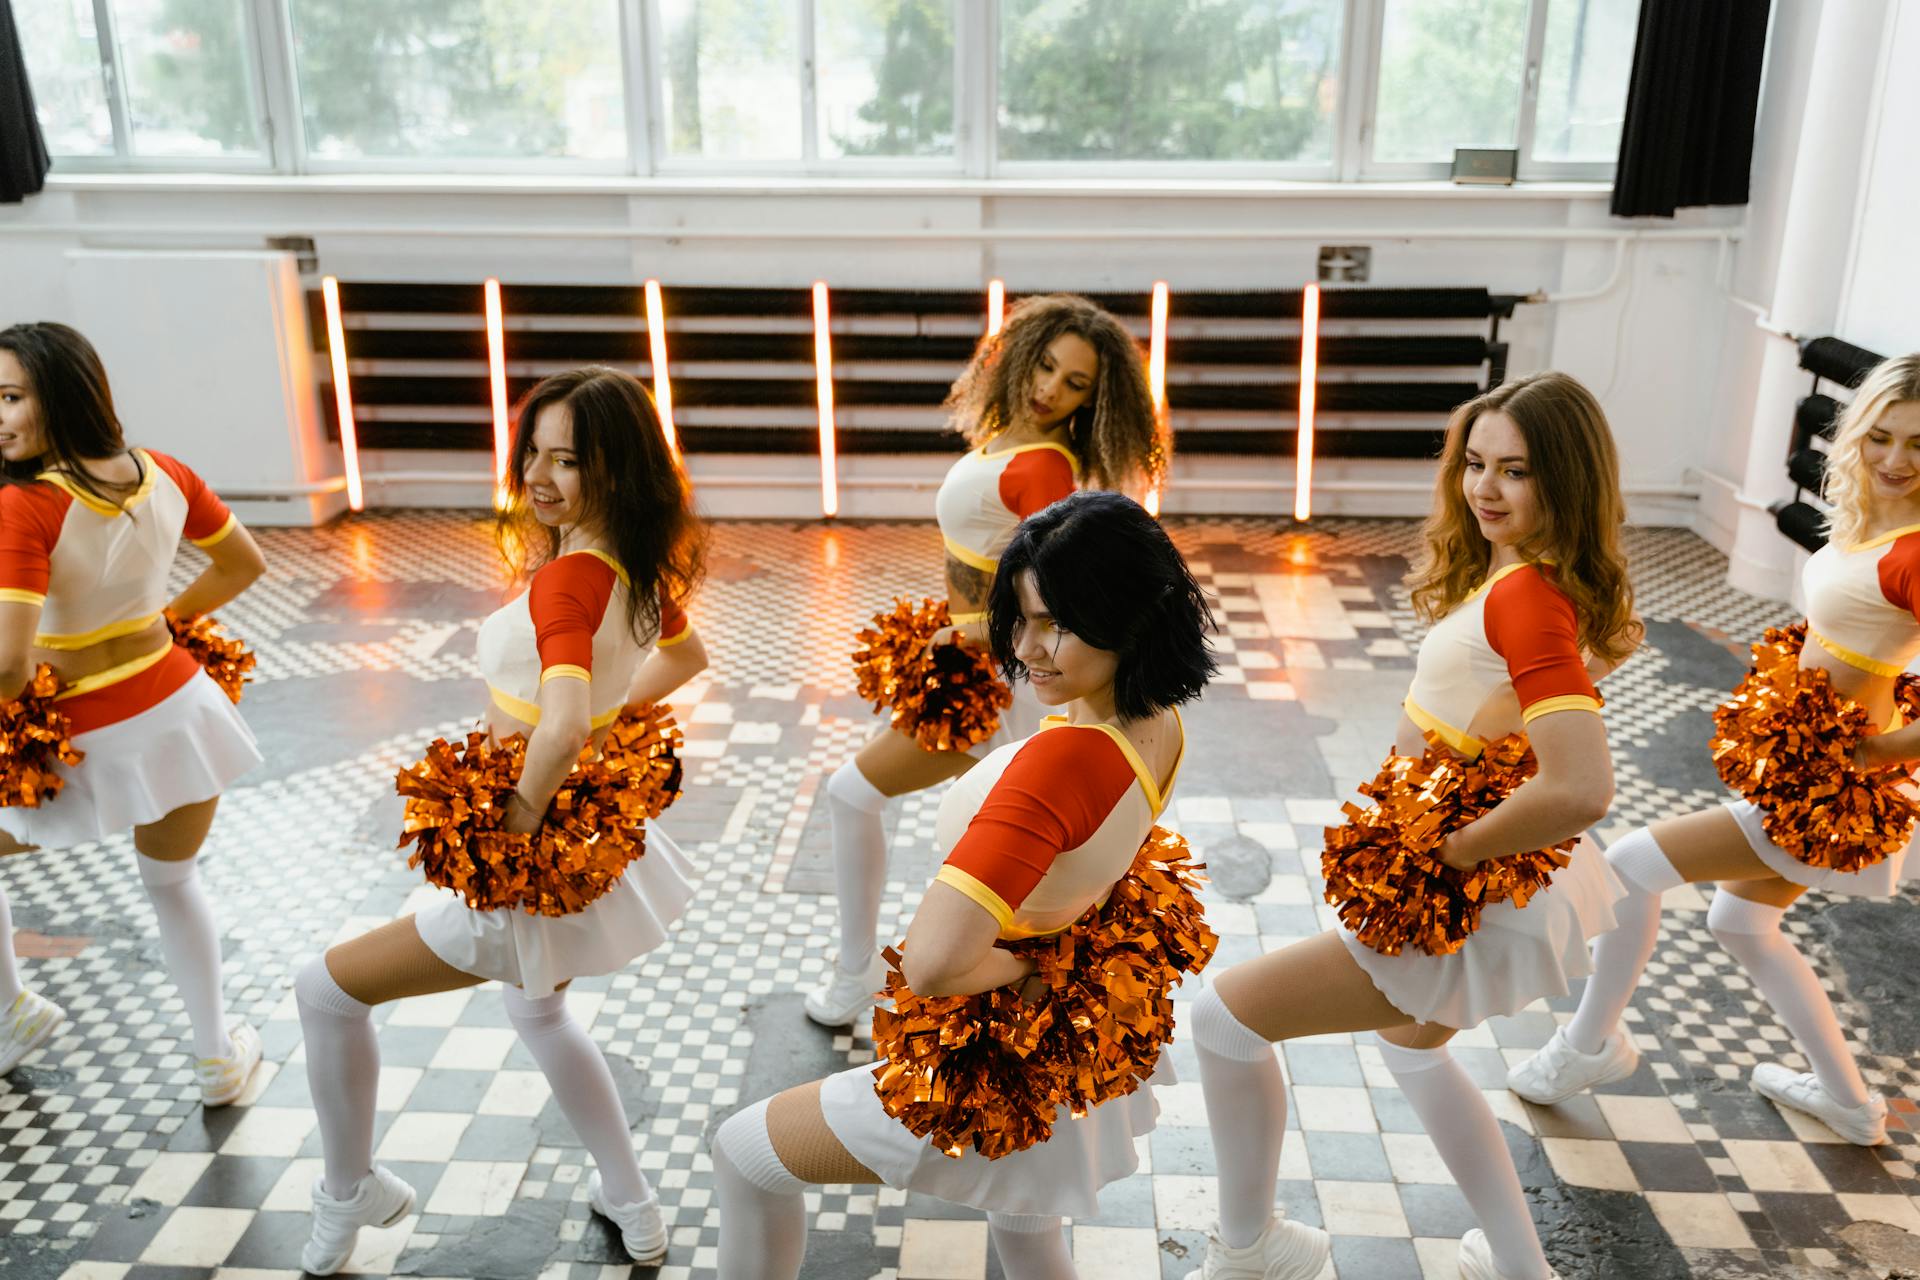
left=1323, top=735, right=1575, bottom=957
left=599, top=702, right=685, bottom=819
left=1710, top=623, right=1918, bottom=873
left=166, top=612, right=256, bottom=704
left=395, top=732, right=648, bottom=917
left=851, top=597, right=1012, bottom=753
left=0, top=664, right=84, bottom=808
left=870, top=827, right=1218, bottom=1160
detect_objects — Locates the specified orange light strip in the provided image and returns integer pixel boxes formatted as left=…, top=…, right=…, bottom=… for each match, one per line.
left=812, top=281, right=839, bottom=518
left=484, top=280, right=515, bottom=496
left=1294, top=283, right=1321, bottom=522
left=1146, top=280, right=1169, bottom=517
left=643, top=279, right=679, bottom=456
left=320, top=276, right=364, bottom=512
left=986, top=279, right=1005, bottom=336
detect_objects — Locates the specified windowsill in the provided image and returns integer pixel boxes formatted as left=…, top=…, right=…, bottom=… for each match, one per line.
left=41, top=171, right=1617, bottom=201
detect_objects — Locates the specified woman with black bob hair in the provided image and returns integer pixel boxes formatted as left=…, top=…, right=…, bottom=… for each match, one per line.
left=714, top=490, right=1215, bottom=1280
left=293, top=367, right=710, bottom=1274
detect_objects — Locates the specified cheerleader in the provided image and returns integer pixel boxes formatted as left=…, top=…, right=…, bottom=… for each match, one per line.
left=718, top=491, right=1215, bottom=1280
left=808, top=294, right=1166, bottom=1026
left=293, top=368, right=708, bottom=1274
left=1508, top=354, right=1920, bottom=1147
left=1186, top=374, right=1637, bottom=1280
left=0, top=323, right=266, bottom=1102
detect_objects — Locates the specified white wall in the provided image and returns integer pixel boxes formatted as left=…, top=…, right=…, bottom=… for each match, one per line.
left=1837, top=1, right=1920, bottom=360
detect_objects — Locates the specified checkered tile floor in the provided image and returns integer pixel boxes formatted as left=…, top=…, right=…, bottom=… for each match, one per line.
left=3, top=513, right=1917, bottom=1280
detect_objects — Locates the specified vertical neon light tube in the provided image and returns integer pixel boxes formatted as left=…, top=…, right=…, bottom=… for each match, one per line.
left=1146, top=281, right=1169, bottom=516
left=1294, top=283, right=1322, bottom=522
left=643, top=280, right=679, bottom=456
left=320, top=276, right=364, bottom=512
left=484, top=279, right=511, bottom=507
left=986, top=279, right=1005, bottom=337
left=813, top=281, right=839, bottom=519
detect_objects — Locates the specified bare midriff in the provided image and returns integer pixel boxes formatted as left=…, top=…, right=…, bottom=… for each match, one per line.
left=1801, top=646, right=1902, bottom=732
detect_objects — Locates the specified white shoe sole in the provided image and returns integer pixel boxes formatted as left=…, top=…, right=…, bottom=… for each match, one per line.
left=0, top=1005, right=64, bottom=1074
left=303, top=1182, right=415, bottom=1275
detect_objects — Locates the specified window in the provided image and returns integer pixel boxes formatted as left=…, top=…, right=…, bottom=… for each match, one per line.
left=17, top=0, right=1643, bottom=179
left=998, top=0, right=1345, bottom=166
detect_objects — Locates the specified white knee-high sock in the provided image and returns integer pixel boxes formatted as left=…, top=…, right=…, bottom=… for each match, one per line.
left=1707, top=892, right=1870, bottom=1107
left=826, top=760, right=890, bottom=974
left=713, top=1098, right=807, bottom=1280
left=135, top=853, right=231, bottom=1059
left=0, top=881, right=21, bottom=1007
left=295, top=957, right=379, bottom=1199
left=1564, top=827, right=1682, bottom=1056
left=502, top=988, right=649, bottom=1205
left=987, top=1212, right=1075, bottom=1280
left=1377, top=1039, right=1549, bottom=1280
left=1191, top=986, right=1286, bottom=1250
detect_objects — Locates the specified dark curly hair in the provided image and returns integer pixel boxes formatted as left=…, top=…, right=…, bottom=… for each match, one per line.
left=987, top=490, right=1216, bottom=721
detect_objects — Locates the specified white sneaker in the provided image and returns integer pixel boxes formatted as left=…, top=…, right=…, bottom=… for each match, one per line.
left=1183, top=1214, right=1330, bottom=1280
left=303, top=1165, right=415, bottom=1276
left=804, top=953, right=887, bottom=1026
left=196, top=1019, right=263, bottom=1107
left=1751, top=1063, right=1887, bottom=1145
left=0, top=989, right=65, bottom=1074
left=1459, top=1228, right=1562, bottom=1279
left=1505, top=1027, right=1639, bottom=1105
left=588, top=1172, right=668, bottom=1264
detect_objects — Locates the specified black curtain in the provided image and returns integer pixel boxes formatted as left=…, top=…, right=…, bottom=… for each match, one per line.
left=0, top=0, right=50, bottom=203
left=1611, top=0, right=1771, bottom=218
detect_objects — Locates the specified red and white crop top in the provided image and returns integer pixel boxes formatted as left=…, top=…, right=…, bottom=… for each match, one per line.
left=1402, top=562, right=1600, bottom=758
left=474, top=548, right=690, bottom=732
left=0, top=449, right=235, bottom=649
left=932, top=712, right=1182, bottom=940
left=934, top=441, right=1078, bottom=577
left=1801, top=523, right=1920, bottom=677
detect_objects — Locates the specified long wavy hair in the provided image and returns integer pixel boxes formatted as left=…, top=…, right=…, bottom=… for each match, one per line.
left=944, top=293, right=1166, bottom=491
left=1408, top=372, right=1638, bottom=664
left=1821, top=354, right=1920, bottom=548
left=0, top=322, right=134, bottom=512
left=496, top=367, right=705, bottom=640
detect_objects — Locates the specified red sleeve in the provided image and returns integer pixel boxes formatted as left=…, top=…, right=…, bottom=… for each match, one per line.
left=147, top=451, right=235, bottom=546
left=656, top=593, right=691, bottom=647
left=996, top=447, right=1077, bottom=520
left=0, top=483, right=71, bottom=602
left=937, top=726, right=1137, bottom=925
left=529, top=554, right=619, bottom=677
left=1484, top=566, right=1601, bottom=720
left=1879, top=532, right=1920, bottom=622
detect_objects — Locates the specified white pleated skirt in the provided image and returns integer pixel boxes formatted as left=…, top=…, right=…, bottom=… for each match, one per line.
left=818, top=1053, right=1169, bottom=1219
left=415, top=825, right=696, bottom=997
left=1341, top=835, right=1627, bottom=1029
left=1726, top=799, right=1911, bottom=897
left=0, top=670, right=261, bottom=849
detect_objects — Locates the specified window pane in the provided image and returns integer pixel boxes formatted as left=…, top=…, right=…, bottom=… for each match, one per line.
left=114, top=0, right=262, bottom=156
left=16, top=0, right=113, bottom=155
left=1372, top=0, right=1527, bottom=164
left=290, top=0, right=626, bottom=161
left=817, top=0, right=954, bottom=159
left=659, top=0, right=800, bottom=160
left=998, top=0, right=1343, bottom=164
left=1534, top=0, right=1640, bottom=163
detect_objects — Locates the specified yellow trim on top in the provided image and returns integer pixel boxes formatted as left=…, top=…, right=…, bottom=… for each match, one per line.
left=540, top=664, right=590, bottom=685
left=1468, top=560, right=1536, bottom=601
left=489, top=684, right=625, bottom=730
left=943, top=536, right=1000, bottom=574
left=1807, top=629, right=1908, bottom=678
left=977, top=439, right=1083, bottom=477
left=1036, top=708, right=1185, bottom=817
left=192, top=513, right=239, bottom=548
left=656, top=624, right=693, bottom=648
left=1402, top=696, right=1486, bottom=757
left=0, top=589, right=46, bottom=607
left=934, top=865, right=1015, bottom=929
left=568, top=547, right=631, bottom=587
left=1521, top=693, right=1603, bottom=724
left=36, top=449, right=158, bottom=518
left=53, top=639, right=172, bottom=700
left=35, top=611, right=164, bottom=651
left=1850, top=520, right=1920, bottom=552
left=947, top=610, right=987, bottom=626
